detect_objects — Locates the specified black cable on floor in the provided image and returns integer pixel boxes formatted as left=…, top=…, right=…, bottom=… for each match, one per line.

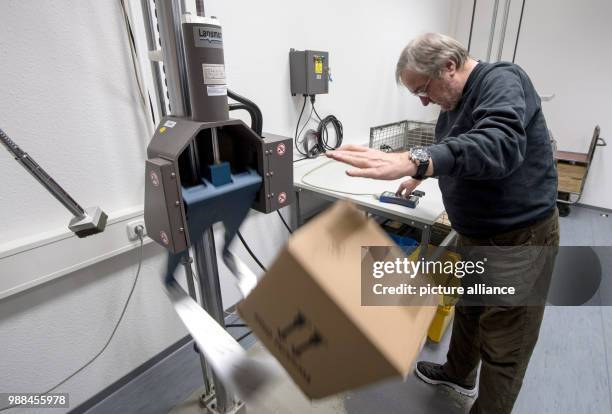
left=236, top=331, right=253, bottom=342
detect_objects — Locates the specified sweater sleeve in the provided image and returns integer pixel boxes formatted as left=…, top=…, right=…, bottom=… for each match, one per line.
left=429, top=68, right=529, bottom=179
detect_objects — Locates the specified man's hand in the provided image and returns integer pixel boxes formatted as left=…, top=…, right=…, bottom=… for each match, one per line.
left=396, top=178, right=422, bottom=197
left=326, top=145, right=416, bottom=180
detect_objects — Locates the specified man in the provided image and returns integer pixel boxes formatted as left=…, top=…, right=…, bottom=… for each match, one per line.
left=327, top=33, right=559, bottom=414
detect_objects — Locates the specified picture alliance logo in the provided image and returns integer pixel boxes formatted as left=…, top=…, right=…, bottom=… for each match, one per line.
left=198, top=28, right=222, bottom=44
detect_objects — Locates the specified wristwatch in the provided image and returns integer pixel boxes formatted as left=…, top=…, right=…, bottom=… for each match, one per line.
left=409, top=146, right=431, bottom=180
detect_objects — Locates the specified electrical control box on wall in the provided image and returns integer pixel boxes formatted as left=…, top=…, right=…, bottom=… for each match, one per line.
left=289, top=49, right=329, bottom=96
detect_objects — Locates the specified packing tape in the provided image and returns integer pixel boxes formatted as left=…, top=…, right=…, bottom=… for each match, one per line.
left=165, top=277, right=277, bottom=401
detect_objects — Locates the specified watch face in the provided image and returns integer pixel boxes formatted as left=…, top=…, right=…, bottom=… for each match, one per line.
left=411, top=147, right=430, bottom=162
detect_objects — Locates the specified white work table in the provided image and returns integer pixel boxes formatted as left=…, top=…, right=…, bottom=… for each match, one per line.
left=292, top=155, right=449, bottom=253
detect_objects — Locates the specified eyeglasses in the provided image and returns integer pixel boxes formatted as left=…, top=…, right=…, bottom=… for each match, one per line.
left=411, top=77, right=431, bottom=97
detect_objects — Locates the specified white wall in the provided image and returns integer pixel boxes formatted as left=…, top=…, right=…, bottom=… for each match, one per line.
left=0, top=0, right=453, bottom=410
left=191, top=0, right=449, bottom=144
left=511, top=0, right=612, bottom=209
left=0, top=1, right=150, bottom=243
left=451, top=0, right=612, bottom=210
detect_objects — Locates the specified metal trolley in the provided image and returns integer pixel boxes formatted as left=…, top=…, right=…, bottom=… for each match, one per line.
left=555, top=125, right=606, bottom=217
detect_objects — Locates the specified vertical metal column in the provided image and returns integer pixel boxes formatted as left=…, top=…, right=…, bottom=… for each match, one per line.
left=467, top=0, right=477, bottom=54
left=194, top=230, right=231, bottom=412
left=155, top=0, right=189, bottom=116
left=512, top=0, right=527, bottom=63
left=152, top=0, right=213, bottom=400
left=496, top=0, right=512, bottom=61
left=211, top=128, right=221, bottom=164
left=152, top=1, right=234, bottom=412
left=486, top=0, right=500, bottom=62
left=187, top=1, right=233, bottom=411
left=181, top=255, right=213, bottom=397
left=195, top=0, right=205, bottom=17
left=140, top=0, right=167, bottom=118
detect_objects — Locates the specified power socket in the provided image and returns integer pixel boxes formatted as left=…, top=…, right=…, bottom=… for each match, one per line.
left=127, top=219, right=147, bottom=241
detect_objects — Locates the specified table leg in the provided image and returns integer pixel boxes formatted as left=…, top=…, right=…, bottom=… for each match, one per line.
left=419, top=225, right=431, bottom=260
left=294, top=188, right=303, bottom=228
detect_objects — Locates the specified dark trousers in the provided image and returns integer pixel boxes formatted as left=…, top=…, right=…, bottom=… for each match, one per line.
left=443, top=209, right=560, bottom=414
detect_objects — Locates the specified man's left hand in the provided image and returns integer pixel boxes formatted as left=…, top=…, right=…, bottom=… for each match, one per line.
left=326, top=145, right=416, bottom=180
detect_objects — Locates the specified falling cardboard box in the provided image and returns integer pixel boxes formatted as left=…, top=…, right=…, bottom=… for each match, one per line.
left=238, top=201, right=438, bottom=399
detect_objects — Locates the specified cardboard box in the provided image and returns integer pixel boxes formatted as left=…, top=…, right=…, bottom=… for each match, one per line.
left=238, top=201, right=437, bottom=399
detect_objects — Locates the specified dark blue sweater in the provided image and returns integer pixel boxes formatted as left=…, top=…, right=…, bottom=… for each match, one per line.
left=428, top=61, right=557, bottom=237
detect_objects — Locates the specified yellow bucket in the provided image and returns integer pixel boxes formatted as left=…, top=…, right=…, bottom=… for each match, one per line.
left=407, top=245, right=460, bottom=342
left=428, top=304, right=455, bottom=342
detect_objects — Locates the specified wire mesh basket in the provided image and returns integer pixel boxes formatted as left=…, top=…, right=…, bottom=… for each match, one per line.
left=369, top=120, right=436, bottom=152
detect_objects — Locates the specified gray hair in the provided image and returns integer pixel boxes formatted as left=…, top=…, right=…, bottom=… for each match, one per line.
left=395, top=33, right=468, bottom=84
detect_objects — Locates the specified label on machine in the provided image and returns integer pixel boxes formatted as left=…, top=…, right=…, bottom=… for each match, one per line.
left=193, top=26, right=223, bottom=49
left=207, top=85, right=227, bottom=96
left=163, top=120, right=177, bottom=128
left=202, top=63, right=226, bottom=85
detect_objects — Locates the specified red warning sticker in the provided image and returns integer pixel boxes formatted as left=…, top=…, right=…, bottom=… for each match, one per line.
left=278, top=192, right=287, bottom=204
left=150, top=171, right=160, bottom=187
left=276, top=143, right=286, bottom=156
left=160, top=231, right=169, bottom=245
